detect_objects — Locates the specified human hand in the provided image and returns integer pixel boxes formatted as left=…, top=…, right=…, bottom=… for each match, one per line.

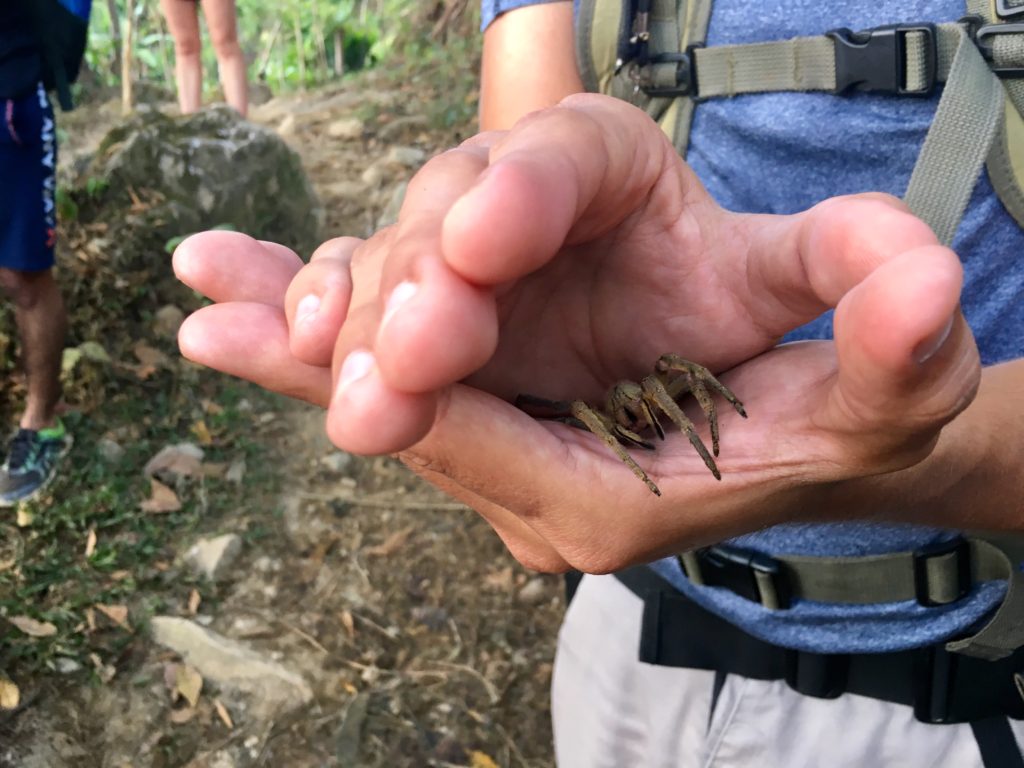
left=176, top=94, right=981, bottom=572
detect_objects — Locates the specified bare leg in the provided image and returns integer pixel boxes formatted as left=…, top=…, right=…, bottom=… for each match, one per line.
left=0, top=268, right=66, bottom=430
left=160, top=0, right=203, bottom=114
left=202, top=0, right=249, bottom=117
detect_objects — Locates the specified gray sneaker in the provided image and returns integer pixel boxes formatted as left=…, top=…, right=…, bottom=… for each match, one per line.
left=0, top=423, right=71, bottom=507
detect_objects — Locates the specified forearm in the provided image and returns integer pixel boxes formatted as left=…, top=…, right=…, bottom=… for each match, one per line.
left=479, top=2, right=583, bottom=130
left=838, top=359, right=1024, bottom=532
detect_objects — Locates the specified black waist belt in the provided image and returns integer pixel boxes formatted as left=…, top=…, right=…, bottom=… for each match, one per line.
left=613, top=565, right=1024, bottom=725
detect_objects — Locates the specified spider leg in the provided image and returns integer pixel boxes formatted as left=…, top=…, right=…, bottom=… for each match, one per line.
left=641, top=375, right=721, bottom=481
left=570, top=400, right=662, bottom=496
left=657, top=355, right=748, bottom=419
left=516, top=393, right=574, bottom=417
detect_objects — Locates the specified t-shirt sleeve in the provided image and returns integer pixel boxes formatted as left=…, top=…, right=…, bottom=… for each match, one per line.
left=480, top=0, right=565, bottom=32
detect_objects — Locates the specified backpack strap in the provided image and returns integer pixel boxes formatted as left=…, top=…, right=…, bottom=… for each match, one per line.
left=678, top=536, right=1024, bottom=661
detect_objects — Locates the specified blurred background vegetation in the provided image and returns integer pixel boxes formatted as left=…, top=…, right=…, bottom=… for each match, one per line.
left=85, top=0, right=480, bottom=111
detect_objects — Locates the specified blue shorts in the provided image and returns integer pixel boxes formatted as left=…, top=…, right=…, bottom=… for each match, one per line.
left=0, top=83, right=57, bottom=272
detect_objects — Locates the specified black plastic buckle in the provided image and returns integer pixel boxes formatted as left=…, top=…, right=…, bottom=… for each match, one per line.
left=785, top=651, right=849, bottom=699
left=827, top=24, right=937, bottom=95
left=914, top=644, right=958, bottom=723
left=975, top=23, right=1024, bottom=78
left=913, top=538, right=972, bottom=607
left=680, top=545, right=791, bottom=609
left=997, top=0, right=1024, bottom=20
left=639, top=44, right=703, bottom=99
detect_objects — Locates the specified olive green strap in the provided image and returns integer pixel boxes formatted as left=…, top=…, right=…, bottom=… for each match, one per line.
left=680, top=537, right=1024, bottom=660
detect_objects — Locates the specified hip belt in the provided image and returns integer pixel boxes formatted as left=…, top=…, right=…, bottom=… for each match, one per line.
left=612, top=564, right=1024, bottom=725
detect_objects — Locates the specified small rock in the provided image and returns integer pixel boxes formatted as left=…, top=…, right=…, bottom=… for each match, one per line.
left=97, top=438, right=125, bottom=464
left=326, top=117, right=365, bottom=140
left=185, top=534, right=242, bottom=581
left=150, top=617, right=313, bottom=719
left=385, top=146, right=426, bottom=167
left=360, top=162, right=387, bottom=188
left=320, top=452, right=353, bottom=473
left=153, top=304, right=185, bottom=338
left=54, top=658, right=81, bottom=674
left=323, top=180, right=369, bottom=202
left=516, top=577, right=549, bottom=605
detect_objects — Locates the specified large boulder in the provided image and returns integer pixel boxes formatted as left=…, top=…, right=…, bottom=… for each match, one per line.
left=77, top=104, right=323, bottom=259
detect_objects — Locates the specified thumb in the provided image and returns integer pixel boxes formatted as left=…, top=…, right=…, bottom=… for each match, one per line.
left=830, top=244, right=980, bottom=452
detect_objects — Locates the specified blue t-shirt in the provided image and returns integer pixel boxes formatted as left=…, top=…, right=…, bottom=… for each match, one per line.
left=483, top=0, right=1024, bottom=653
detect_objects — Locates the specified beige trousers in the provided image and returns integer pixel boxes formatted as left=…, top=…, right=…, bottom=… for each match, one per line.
left=551, top=574, right=1024, bottom=768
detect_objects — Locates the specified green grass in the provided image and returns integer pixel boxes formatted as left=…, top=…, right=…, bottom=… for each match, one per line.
left=0, top=375, right=286, bottom=682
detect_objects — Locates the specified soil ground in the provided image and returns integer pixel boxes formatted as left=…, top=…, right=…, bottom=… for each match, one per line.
left=0, top=70, right=565, bottom=768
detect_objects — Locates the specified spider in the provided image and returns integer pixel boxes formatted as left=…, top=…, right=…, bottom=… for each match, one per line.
left=515, top=354, right=747, bottom=496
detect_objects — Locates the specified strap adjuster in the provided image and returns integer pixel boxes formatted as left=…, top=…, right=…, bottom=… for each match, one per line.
left=913, top=538, right=973, bottom=607
left=975, top=23, right=1024, bottom=78
left=638, top=45, right=703, bottom=98
left=997, top=0, right=1024, bottom=20
left=827, top=24, right=937, bottom=95
left=679, top=545, right=791, bottom=609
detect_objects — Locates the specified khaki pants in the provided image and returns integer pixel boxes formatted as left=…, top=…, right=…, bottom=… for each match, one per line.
left=551, top=575, right=1024, bottom=768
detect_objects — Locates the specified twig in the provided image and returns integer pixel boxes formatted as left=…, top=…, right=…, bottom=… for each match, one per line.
left=276, top=619, right=329, bottom=655
left=429, top=661, right=501, bottom=705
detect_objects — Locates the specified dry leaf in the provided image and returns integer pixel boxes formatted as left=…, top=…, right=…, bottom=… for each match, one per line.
left=470, top=751, right=501, bottom=768
left=141, top=478, right=181, bottom=514
left=364, top=527, right=413, bottom=557
left=201, top=399, right=225, bottom=416
left=191, top=419, right=213, bottom=446
left=483, top=566, right=514, bottom=591
left=214, top=698, right=234, bottom=729
left=15, top=508, right=32, bottom=527
left=89, top=653, right=116, bottom=683
left=9, top=616, right=57, bottom=637
left=85, top=607, right=96, bottom=632
left=94, top=604, right=132, bottom=632
left=133, top=342, right=169, bottom=368
left=174, top=664, right=203, bottom=708
left=133, top=363, right=158, bottom=381
left=339, top=610, right=356, bottom=638
left=0, top=556, right=17, bottom=573
left=84, top=528, right=97, bottom=558
left=187, top=589, right=201, bottom=615
left=169, top=706, right=197, bottom=724
left=202, top=462, right=228, bottom=478
left=0, top=676, right=20, bottom=710
left=144, top=444, right=203, bottom=479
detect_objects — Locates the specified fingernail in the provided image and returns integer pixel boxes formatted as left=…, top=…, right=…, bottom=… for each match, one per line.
left=915, top=315, right=955, bottom=363
left=382, top=281, right=418, bottom=329
left=296, top=294, right=321, bottom=325
left=336, top=349, right=375, bottom=400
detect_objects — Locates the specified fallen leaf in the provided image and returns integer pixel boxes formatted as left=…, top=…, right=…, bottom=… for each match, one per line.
left=483, top=566, right=514, bottom=591
left=174, top=664, right=203, bottom=708
left=191, top=419, right=213, bottom=446
left=8, top=616, right=57, bottom=638
left=0, top=676, right=20, bottom=709
left=187, top=589, right=201, bottom=615
left=89, top=653, right=116, bottom=683
left=363, top=527, right=414, bottom=557
left=85, top=607, right=96, bottom=631
left=84, top=528, right=97, bottom=558
left=214, top=698, right=233, bottom=729
left=169, top=706, right=197, bottom=724
left=15, top=508, right=32, bottom=527
left=133, top=342, right=169, bottom=368
left=141, top=478, right=181, bottom=513
left=201, top=399, right=225, bottom=416
left=470, top=751, right=500, bottom=768
left=94, top=604, right=132, bottom=632
left=144, top=444, right=203, bottom=479
left=202, top=462, right=227, bottom=478
left=225, top=458, right=246, bottom=484
left=339, top=610, right=355, bottom=638
left=0, top=556, right=17, bottom=572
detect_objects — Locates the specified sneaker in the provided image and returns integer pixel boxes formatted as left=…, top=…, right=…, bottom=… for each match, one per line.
left=0, top=422, right=71, bottom=507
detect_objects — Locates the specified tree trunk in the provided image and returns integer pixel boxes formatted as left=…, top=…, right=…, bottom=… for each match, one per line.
left=292, top=13, right=305, bottom=89
left=105, top=0, right=122, bottom=79
left=333, top=29, right=344, bottom=77
left=121, top=0, right=135, bottom=114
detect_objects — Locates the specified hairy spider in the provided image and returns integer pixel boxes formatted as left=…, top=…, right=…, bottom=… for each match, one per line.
left=516, top=354, right=747, bottom=496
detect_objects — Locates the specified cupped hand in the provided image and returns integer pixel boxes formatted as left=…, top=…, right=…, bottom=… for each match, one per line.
left=176, top=94, right=981, bottom=573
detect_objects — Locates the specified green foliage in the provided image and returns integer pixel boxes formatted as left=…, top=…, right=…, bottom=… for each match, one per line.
left=82, top=1, right=478, bottom=96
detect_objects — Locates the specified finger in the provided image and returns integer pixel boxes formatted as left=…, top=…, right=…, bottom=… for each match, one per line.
left=739, top=194, right=942, bottom=334
left=399, top=456, right=570, bottom=573
left=325, top=347, right=439, bottom=454
left=440, top=93, right=704, bottom=285
left=830, top=244, right=979, bottom=451
left=179, top=303, right=332, bottom=406
left=285, top=238, right=359, bottom=366
left=173, top=230, right=303, bottom=305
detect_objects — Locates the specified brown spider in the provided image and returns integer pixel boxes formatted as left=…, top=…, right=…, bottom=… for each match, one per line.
left=516, top=354, right=747, bottom=496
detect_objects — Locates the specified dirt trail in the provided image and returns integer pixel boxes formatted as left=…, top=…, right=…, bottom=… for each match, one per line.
left=1, top=77, right=563, bottom=768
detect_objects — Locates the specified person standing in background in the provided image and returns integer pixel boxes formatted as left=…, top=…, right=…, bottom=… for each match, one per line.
left=158, top=0, right=248, bottom=117
left=0, top=2, right=72, bottom=506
